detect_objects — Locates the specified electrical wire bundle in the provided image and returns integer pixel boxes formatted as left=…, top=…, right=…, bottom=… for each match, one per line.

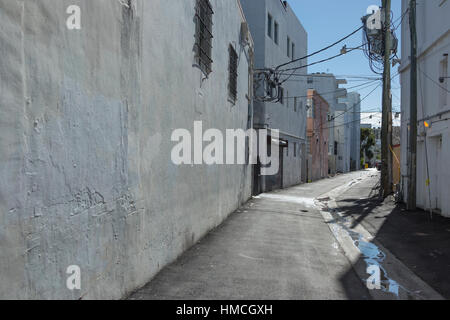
left=362, top=8, right=405, bottom=74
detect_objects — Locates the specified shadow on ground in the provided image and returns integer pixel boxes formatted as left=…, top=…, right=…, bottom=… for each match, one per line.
left=336, top=182, right=450, bottom=299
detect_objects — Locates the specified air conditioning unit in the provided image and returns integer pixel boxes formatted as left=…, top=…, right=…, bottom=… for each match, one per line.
left=241, top=22, right=249, bottom=44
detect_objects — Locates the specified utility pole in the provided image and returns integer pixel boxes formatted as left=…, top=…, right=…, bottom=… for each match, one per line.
left=381, top=0, right=393, bottom=197
left=407, top=0, right=418, bottom=210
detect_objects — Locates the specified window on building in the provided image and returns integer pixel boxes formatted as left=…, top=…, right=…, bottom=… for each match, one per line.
left=307, top=98, right=313, bottom=117
left=286, top=90, right=289, bottom=108
left=274, top=21, right=279, bottom=44
left=307, top=77, right=313, bottom=84
left=440, top=55, right=448, bottom=109
left=287, top=37, right=291, bottom=57
left=228, top=45, right=238, bottom=103
left=286, top=145, right=289, bottom=157
left=294, top=143, right=297, bottom=157
left=279, top=87, right=284, bottom=105
left=268, top=14, right=272, bottom=38
left=194, top=0, right=214, bottom=75
left=292, top=43, right=295, bottom=60
left=294, top=97, right=297, bottom=112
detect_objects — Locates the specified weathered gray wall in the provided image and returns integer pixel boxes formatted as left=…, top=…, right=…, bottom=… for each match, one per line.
left=0, top=0, right=252, bottom=299
left=240, top=0, right=308, bottom=189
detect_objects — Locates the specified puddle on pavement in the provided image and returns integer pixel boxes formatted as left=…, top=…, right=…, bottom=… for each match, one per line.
left=325, top=206, right=420, bottom=299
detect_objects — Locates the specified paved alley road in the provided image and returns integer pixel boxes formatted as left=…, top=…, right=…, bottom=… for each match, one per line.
left=129, top=171, right=378, bottom=300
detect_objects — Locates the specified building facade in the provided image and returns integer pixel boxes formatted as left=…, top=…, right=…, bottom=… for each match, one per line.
left=347, top=92, right=362, bottom=171
left=240, top=0, right=308, bottom=193
left=0, top=0, right=254, bottom=299
left=306, top=73, right=348, bottom=175
left=334, top=92, right=361, bottom=173
left=399, top=0, right=450, bottom=217
left=307, top=90, right=329, bottom=181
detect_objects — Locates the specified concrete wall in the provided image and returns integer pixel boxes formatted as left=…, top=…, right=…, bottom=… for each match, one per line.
left=399, top=0, right=450, bottom=216
left=0, top=0, right=253, bottom=299
left=240, top=0, right=308, bottom=190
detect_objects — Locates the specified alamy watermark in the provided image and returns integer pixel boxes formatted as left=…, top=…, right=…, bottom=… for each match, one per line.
left=66, top=265, right=81, bottom=291
left=171, top=121, right=280, bottom=176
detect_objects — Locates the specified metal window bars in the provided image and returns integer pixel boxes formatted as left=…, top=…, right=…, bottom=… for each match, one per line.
left=228, top=45, right=238, bottom=102
left=195, top=0, right=214, bottom=75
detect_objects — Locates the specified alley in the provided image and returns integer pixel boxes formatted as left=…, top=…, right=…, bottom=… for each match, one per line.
left=130, top=170, right=447, bottom=300
left=129, top=171, right=389, bottom=300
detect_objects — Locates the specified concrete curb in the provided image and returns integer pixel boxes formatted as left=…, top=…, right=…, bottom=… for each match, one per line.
left=316, top=173, right=444, bottom=300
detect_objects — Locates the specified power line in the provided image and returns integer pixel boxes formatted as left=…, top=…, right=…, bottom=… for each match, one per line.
left=313, top=113, right=381, bottom=133
left=419, top=66, right=450, bottom=93
left=392, top=8, right=409, bottom=31
left=278, top=44, right=367, bottom=85
left=332, top=72, right=400, bottom=121
left=333, top=81, right=383, bottom=121
left=273, top=26, right=364, bottom=71
left=281, top=79, right=381, bottom=101
left=278, top=43, right=366, bottom=74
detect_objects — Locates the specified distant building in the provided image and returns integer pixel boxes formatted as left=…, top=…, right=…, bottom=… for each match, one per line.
left=347, top=92, right=361, bottom=171
left=307, top=90, right=329, bottom=181
left=240, top=0, right=308, bottom=192
left=399, top=0, right=450, bottom=216
left=306, top=73, right=348, bottom=175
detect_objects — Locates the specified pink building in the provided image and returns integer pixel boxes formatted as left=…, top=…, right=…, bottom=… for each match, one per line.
left=307, top=90, right=329, bottom=182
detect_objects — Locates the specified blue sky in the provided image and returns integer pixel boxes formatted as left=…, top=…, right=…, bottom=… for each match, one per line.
left=289, top=0, right=402, bottom=114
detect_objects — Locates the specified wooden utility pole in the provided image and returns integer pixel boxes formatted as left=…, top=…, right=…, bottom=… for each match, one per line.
left=407, top=0, right=418, bottom=210
left=381, top=0, right=393, bottom=197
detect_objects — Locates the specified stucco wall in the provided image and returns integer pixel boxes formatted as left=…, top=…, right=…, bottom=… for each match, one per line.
left=399, top=0, right=450, bottom=216
left=240, top=0, right=308, bottom=189
left=0, top=0, right=252, bottom=299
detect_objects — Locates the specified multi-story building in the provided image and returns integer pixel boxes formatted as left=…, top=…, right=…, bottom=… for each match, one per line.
left=0, top=0, right=254, bottom=299
left=306, top=90, right=329, bottom=181
left=347, top=92, right=362, bottom=171
left=334, top=100, right=352, bottom=173
left=306, top=73, right=348, bottom=175
left=240, top=0, right=308, bottom=192
left=399, top=0, right=450, bottom=216
left=335, top=92, right=361, bottom=173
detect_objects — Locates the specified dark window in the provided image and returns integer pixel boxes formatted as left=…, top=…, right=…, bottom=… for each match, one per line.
left=294, top=143, right=297, bottom=157
left=279, top=87, right=284, bottom=104
left=228, top=45, right=238, bottom=102
left=194, top=0, right=214, bottom=75
left=268, top=14, right=272, bottom=38
left=287, top=37, right=290, bottom=57
left=274, top=21, right=279, bottom=44
left=292, top=43, right=295, bottom=60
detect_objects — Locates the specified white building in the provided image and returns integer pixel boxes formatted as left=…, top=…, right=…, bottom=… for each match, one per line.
left=335, top=100, right=352, bottom=173
left=399, top=0, right=450, bottom=217
left=347, top=92, right=362, bottom=171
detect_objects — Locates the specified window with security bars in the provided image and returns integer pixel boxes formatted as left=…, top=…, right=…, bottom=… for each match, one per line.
left=194, top=0, right=214, bottom=75
left=228, top=45, right=238, bottom=102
